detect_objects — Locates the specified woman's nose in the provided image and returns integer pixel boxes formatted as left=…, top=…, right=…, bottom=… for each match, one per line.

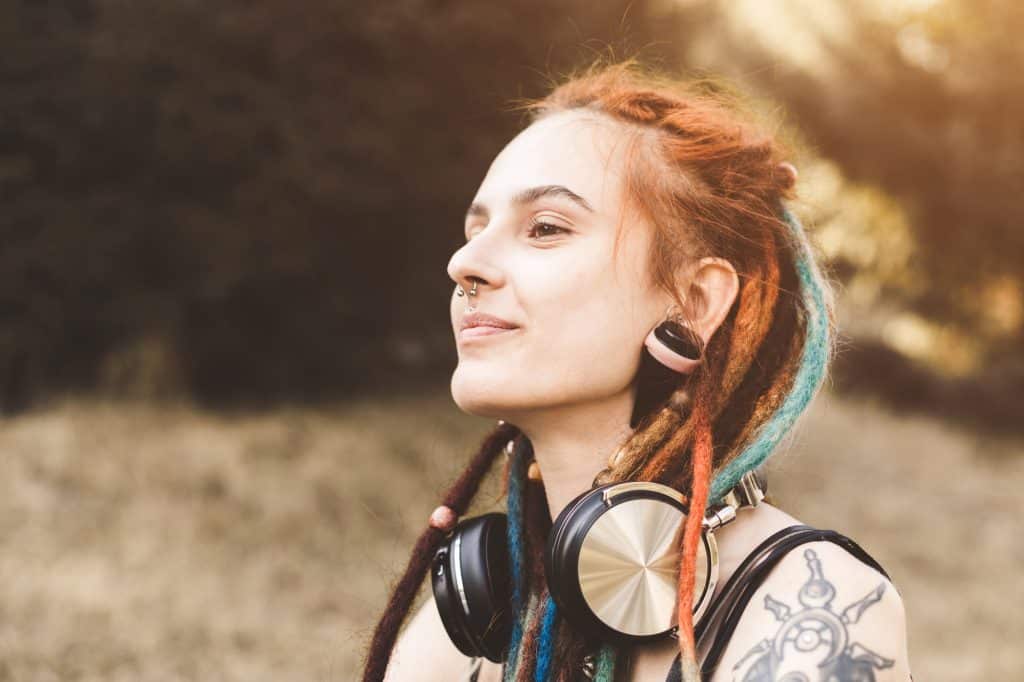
left=446, top=232, right=504, bottom=292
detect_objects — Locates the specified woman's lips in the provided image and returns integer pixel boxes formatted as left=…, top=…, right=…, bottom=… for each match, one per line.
left=460, top=311, right=517, bottom=330
left=459, top=325, right=519, bottom=340
left=458, top=311, right=520, bottom=342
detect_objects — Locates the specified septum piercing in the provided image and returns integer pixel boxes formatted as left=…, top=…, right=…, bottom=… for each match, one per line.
left=456, top=281, right=478, bottom=312
left=455, top=282, right=479, bottom=298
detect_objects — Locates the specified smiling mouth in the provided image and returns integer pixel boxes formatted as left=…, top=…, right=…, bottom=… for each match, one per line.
left=459, top=326, right=519, bottom=340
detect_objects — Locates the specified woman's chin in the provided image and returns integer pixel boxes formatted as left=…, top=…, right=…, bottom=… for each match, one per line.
left=450, top=372, right=515, bottom=417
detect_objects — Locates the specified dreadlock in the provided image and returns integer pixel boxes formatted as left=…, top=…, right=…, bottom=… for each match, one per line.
left=362, top=53, right=837, bottom=682
left=360, top=421, right=518, bottom=682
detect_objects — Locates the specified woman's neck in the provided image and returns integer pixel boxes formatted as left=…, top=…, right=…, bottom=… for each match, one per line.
left=510, top=393, right=635, bottom=522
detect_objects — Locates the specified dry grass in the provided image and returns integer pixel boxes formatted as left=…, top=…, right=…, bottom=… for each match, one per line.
left=0, top=388, right=1019, bottom=681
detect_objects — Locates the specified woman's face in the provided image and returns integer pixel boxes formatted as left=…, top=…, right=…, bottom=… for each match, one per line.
left=447, top=110, right=669, bottom=421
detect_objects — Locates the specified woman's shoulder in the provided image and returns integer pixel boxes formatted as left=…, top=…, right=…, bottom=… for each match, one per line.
left=702, top=503, right=912, bottom=681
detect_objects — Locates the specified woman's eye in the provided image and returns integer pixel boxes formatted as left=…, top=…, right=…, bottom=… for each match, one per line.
left=528, top=221, right=569, bottom=239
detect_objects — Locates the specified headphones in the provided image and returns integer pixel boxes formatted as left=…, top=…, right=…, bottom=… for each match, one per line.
left=430, top=447, right=768, bottom=663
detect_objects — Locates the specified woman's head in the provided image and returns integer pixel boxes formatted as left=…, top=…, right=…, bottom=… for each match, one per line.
left=363, top=56, right=836, bottom=682
left=447, top=107, right=741, bottom=425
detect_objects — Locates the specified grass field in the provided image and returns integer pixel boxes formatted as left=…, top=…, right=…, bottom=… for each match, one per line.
left=0, top=387, right=1020, bottom=681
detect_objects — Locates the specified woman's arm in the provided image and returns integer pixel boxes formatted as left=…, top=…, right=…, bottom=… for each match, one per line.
left=705, top=540, right=912, bottom=681
left=383, top=592, right=475, bottom=682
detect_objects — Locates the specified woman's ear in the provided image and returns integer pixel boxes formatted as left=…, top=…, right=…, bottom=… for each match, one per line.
left=678, top=257, right=740, bottom=346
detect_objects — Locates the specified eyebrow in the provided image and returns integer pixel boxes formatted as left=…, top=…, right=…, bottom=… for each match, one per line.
left=464, top=184, right=596, bottom=222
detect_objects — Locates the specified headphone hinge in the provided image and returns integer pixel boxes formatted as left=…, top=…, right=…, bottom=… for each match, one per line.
left=725, top=468, right=767, bottom=510
left=702, top=467, right=767, bottom=531
left=702, top=503, right=737, bottom=532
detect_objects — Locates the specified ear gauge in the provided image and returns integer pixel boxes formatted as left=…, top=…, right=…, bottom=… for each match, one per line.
left=643, top=310, right=704, bottom=375
left=630, top=309, right=704, bottom=429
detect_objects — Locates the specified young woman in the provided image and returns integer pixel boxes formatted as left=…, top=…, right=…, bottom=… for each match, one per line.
left=364, top=58, right=913, bottom=682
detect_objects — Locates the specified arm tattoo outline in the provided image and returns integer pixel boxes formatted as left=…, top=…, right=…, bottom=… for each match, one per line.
left=731, top=548, right=896, bottom=682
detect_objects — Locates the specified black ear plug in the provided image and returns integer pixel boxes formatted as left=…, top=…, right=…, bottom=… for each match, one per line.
left=631, top=319, right=704, bottom=428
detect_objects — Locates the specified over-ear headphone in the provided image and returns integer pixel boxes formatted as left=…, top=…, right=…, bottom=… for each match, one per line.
left=430, top=441, right=768, bottom=663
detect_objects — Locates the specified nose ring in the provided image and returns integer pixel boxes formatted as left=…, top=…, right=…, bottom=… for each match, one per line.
left=456, top=282, right=479, bottom=297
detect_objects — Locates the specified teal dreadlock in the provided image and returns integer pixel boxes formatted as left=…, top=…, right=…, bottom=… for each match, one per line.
left=709, top=203, right=834, bottom=505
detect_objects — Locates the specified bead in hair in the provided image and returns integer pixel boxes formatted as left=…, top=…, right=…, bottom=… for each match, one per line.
left=526, top=460, right=543, bottom=481
left=668, top=389, right=693, bottom=415
left=428, top=505, right=458, bottom=532
left=776, top=161, right=798, bottom=190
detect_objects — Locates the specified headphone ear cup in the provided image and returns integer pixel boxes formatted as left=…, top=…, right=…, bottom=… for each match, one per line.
left=545, top=482, right=718, bottom=645
left=545, top=484, right=626, bottom=642
left=430, top=512, right=512, bottom=663
left=431, top=539, right=479, bottom=657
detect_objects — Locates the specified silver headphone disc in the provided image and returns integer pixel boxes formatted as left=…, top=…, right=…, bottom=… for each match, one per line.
left=576, top=497, right=714, bottom=637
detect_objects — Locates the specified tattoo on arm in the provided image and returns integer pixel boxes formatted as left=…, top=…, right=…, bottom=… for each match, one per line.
left=732, top=548, right=896, bottom=681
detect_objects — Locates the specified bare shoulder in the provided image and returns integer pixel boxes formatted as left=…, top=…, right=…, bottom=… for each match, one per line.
left=709, top=501, right=805, bottom=589
left=383, top=592, right=476, bottom=682
left=707, top=537, right=912, bottom=681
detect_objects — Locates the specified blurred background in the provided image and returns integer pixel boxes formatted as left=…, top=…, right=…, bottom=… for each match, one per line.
left=1, top=0, right=1022, bottom=679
